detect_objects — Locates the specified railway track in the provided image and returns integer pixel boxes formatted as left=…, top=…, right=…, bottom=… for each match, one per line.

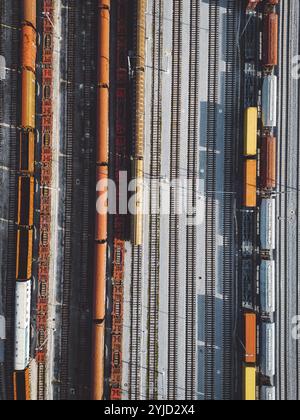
left=129, top=245, right=142, bottom=400
left=222, top=0, right=238, bottom=400
left=60, top=0, right=76, bottom=400
left=185, top=0, right=199, bottom=401
left=205, top=0, right=220, bottom=401
left=77, top=0, right=97, bottom=399
left=277, top=0, right=300, bottom=401
left=147, top=0, right=163, bottom=400
left=168, top=0, right=182, bottom=400
left=1, top=0, right=20, bottom=400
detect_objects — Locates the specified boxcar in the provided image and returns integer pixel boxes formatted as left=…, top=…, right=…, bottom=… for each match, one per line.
left=245, top=313, right=257, bottom=364
left=260, top=260, right=275, bottom=316
left=261, top=386, right=276, bottom=401
left=14, top=281, right=31, bottom=371
left=244, top=107, right=258, bottom=156
left=261, top=136, right=276, bottom=191
left=263, top=13, right=278, bottom=67
left=262, top=75, right=277, bottom=128
left=260, top=198, right=276, bottom=251
left=244, top=367, right=257, bottom=401
left=244, top=160, right=257, bottom=208
left=261, top=322, right=275, bottom=379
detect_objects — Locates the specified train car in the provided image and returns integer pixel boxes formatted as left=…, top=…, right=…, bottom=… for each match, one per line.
left=18, top=131, right=35, bottom=174
left=260, top=198, right=276, bottom=252
left=16, top=228, right=33, bottom=281
left=244, top=107, right=258, bottom=156
left=260, top=136, right=276, bottom=191
left=242, top=260, right=255, bottom=309
left=245, top=313, right=257, bottom=364
left=262, top=75, right=277, bottom=128
left=17, top=176, right=34, bottom=227
left=263, top=12, right=278, bottom=68
left=244, top=367, right=257, bottom=400
left=244, top=160, right=257, bottom=208
left=13, top=368, right=31, bottom=401
left=242, top=210, right=256, bottom=257
left=261, top=386, right=276, bottom=400
left=260, top=260, right=275, bottom=316
left=14, top=281, right=31, bottom=371
left=261, top=322, right=275, bottom=379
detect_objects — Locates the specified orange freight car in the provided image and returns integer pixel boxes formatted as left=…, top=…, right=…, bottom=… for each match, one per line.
left=244, top=160, right=257, bottom=208
left=23, top=0, right=37, bottom=29
left=245, top=313, right=257, bottom=364
left=21, top=25, right=37, bottom=72
left=92, top=0, right=110, bottom=401
left=261, top=136, right=276, bottom=191
left=13, top=368, right=31, bottom=401
left=263, top=12, right=278, bottom=67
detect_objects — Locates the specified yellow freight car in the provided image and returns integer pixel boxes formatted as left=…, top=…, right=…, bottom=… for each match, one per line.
left=244, top=107, right=258, bottom=156
left=244, top=366, right=256, bottom=401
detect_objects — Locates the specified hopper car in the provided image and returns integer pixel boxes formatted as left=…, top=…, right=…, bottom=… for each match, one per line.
left=260, top=136, right=276, bottom=192
left=263, top=12, right=278, bottom=68
left=244, top=159, right=257, bottom=208
left=244, top=313, right=257, bottom=365
left=260, top=322, right=275, bottom=380
left=262, top=75, right=277, bottom=128
left=260, top=198, right=276, bottom=253
left=260, top=260, right=275, bottom=317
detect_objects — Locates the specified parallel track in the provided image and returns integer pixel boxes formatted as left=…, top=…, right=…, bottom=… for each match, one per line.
left=60, top=0, right=76, bottom=400
left=77, top=0, right=97, bottom=399
left=168, top=0, right=182, bottom=400
left=147, top=0, right=163, bottom=400
left=185, top=0, right=199, bottom=401
left=222, top=0, right=237, bottom=401
left=205, top=0, right=219, bottom=401
left=129, top=245, right=142, bottom=400
left=1, top=0, right=19, bottom=400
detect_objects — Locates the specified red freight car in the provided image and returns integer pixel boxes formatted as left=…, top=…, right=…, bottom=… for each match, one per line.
left=263, top=12, right=278, bottom=67
left=260, top=136, right=276, bottom=191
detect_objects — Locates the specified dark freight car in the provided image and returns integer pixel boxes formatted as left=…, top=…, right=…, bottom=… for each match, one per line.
left=263, top=12, right=278, bottom=67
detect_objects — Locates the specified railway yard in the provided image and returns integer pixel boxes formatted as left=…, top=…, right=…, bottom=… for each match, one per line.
left=0, top=0, right=299, bottom=402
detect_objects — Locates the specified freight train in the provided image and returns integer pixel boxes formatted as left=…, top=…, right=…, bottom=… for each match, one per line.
left=13, top=0, right=37, bottom=401
left=242, top=0, right=279, bottom=401
left=92, top=0, right=110, bottom=401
